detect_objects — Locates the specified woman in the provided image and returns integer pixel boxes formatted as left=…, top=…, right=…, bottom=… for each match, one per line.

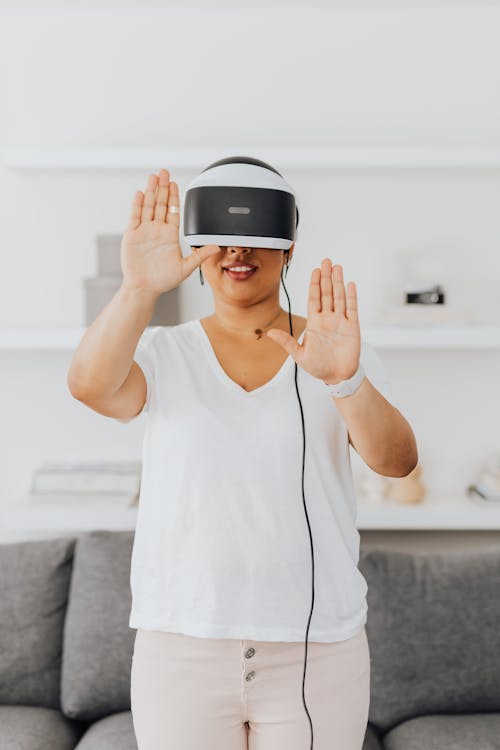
left=68, top=167, right=418, bottom=750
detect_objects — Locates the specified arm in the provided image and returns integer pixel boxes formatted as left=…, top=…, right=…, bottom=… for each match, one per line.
left=67, top=284, right=159, bottom=419
left=67, top=168, right=220, bottom=421
left=337, top=377, right=418, bottom=478
left=266, top=258, right=418, bottom=479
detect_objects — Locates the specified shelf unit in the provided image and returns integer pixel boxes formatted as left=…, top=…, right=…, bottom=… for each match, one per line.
left=2, top=324, right=497, bottom=536
left=1, top=494, right=499, bottom=544
left=1, top=325, right=500, bottom=351
left=2, top=147, right=498, bottom=537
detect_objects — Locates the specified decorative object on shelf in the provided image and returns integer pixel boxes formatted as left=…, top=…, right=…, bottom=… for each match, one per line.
left=386, top=463, right=426, bottom=505
left=359, top=463, right=426, bottom=506
left=467, top=452, right=500, bottom=505
left=29, top=460, right=142, bottom=507
left=359, top=472, right=391, bottom=504
left=377, top=249, right=470, bottom=327
left=83, top=233, right=180, bottom=327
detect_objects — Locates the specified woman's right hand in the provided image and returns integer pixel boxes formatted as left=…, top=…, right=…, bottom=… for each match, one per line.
left=121, top=168, right=220, bottom=295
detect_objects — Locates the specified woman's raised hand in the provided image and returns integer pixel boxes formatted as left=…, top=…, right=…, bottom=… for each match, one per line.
left=265, top=258, right=362, bottom=385
left=121, top=168, right=220, bottom=295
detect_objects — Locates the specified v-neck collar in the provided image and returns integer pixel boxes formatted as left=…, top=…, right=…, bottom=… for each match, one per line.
left=194, top=318, right=306, bottom=397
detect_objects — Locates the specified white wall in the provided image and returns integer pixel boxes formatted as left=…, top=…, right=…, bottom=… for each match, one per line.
left=1, top=5, right=500, bottom=511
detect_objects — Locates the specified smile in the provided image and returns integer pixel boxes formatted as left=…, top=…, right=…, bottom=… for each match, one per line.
left=223, top=267, right=258, bottom=280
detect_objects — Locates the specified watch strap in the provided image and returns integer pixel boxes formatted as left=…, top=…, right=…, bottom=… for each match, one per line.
left=324, top=362, right=366, bottom=398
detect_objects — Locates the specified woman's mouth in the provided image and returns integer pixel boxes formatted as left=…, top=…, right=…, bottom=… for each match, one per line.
left=223, top=266, right=258, bottom=281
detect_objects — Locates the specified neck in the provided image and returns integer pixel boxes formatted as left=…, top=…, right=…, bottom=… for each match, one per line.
left=209, top=299, right=289, bottom=337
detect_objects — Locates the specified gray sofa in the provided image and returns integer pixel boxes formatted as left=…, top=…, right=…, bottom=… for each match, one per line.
left=1, top=530, right=499, bottom=749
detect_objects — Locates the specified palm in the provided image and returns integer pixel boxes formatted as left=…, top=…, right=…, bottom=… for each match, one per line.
left=121, top=220, right=184, bottom=293
left=266, top=258, right=361, bottom=384
left=120, top=169, right=220, bottom=296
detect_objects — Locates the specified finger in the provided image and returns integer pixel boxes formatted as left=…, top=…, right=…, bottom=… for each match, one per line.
left=345, top=281, right=358, bottom=324
left=141, top=173, right=159, bottom=223
left=166, top=181, right=180, bottom=228
left=181, top=244, right=220, bottom=278
left=320, top=258, right=334, bottom=311
left=265, top=328, right=303, bottom=361
left=126, top=190, right=144, bottom=231
left=153, top=168, right=170, bottom=222
left=308, top=267, right=321, bottom=316
left=333, top=264, right=346, bottom=315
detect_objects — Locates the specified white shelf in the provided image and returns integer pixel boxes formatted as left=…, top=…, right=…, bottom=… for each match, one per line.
left=357, top=494, right=500, bottom=530
left=1, top=325, right=500, bottom=351
left=0, top=498, right=138, bottom=543
left=362, top=325, right=500, bottom=349
left=3, top=146, right=500, bottom=170
left=1, top=494, right=499, bottom=543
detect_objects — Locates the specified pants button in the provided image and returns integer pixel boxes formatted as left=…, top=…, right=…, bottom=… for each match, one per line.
left=245, top=647, right=255, bottom=658
left=245, top=670, right=256, bottom=682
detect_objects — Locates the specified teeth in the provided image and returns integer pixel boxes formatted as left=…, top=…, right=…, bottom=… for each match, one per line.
left=225, top=266, right=254, bottom=272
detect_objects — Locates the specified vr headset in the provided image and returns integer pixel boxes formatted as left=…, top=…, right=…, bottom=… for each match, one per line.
left=183, top=155, right=300, bottom=252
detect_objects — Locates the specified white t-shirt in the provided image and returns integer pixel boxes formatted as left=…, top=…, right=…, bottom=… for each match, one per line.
left=117, top=319, right=400, bottom=643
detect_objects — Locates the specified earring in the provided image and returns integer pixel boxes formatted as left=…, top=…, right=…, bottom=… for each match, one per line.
left=199, top=266, right=204, bottom=286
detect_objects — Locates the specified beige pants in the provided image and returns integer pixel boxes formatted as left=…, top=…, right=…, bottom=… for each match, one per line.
left=131, top=624, right=371, bottom=750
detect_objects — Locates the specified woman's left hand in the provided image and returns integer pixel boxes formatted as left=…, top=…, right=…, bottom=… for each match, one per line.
left=266, top=258, right=361, bottom=384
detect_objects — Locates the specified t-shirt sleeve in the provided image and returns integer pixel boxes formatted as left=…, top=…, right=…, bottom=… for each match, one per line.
left=114, top=326, right=162, bottom=424
left=359, top=339, right=401, bottom=411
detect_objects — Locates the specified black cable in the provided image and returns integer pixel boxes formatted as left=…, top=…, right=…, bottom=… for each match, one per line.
left=280, top=263, right=315, bottom=750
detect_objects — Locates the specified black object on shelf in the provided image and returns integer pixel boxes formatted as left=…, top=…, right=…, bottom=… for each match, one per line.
left=405, top=284, right=445, bottom=305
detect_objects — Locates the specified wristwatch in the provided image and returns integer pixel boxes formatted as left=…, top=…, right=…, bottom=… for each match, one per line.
left=323, top=362, right=366, bottom=398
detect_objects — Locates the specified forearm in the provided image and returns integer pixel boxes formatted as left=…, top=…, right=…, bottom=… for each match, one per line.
left=330, top=376, right=418, bottom=477
left=67, top=284, right=159, bottom=399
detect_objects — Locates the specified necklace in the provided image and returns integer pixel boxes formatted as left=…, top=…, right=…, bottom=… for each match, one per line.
left=214, top=309, right=284, bottom=340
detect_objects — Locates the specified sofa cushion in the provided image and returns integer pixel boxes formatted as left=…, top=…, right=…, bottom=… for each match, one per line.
left=382, top=712, right=500, bottom=750
left=61, top=530, right=136, bottom=721
left=74, top=710, right=137, bottom=749
left=359, top=545, right=500, bottom=733
left=0, top=705, right=85, bottom=750
left=71, top=710, right=380, bottom=750
left=362, top=722, right=384, bottom=750
left=0, top=536, right=76, bottom=709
